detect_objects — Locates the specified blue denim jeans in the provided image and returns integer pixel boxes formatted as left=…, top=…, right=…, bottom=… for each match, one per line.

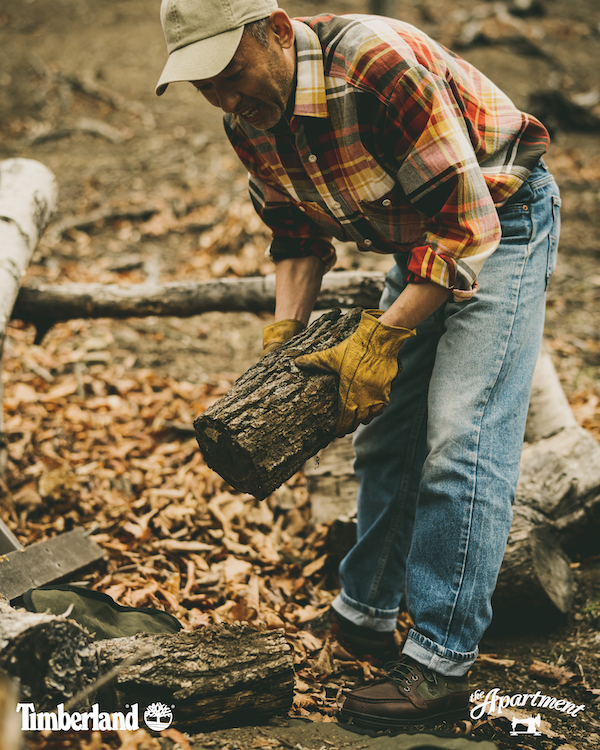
left=331, top=162, right=561, bottom=677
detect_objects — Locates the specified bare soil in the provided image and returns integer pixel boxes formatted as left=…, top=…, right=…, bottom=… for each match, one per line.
left=1, top=1, right=600, bottom=749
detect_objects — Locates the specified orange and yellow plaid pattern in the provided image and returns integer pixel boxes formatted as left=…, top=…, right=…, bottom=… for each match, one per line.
left=225, top=14, right=550, bottom=299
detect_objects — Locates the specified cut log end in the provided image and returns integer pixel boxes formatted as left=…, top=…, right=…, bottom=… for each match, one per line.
left=194, top=309, right=362, bottom=499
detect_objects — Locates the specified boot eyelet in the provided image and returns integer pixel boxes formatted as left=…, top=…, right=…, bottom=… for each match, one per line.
left=403, top=686, right=410, bottom=691
left=412, top=674, right=419, bottom=680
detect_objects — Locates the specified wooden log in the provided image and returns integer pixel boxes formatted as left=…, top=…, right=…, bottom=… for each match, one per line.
left=491, top=506, right=575, bottom=621
left=0, top=158, right=57, bottom=474
left=12, top=270, right=386, bottom=323
left=194, top=308, right=363, bottom=500
left=0, top=599, right=293, bottom=731
left=486, top=425, right=600, bottom=620
left=0, top=158, right=57, bottom=352
left=517, top=425, right=600, bottom=521
left=0, top=597, right=98, bottom=711
left=96, top=625, right=294, bottom=732
left=525, top=344, right=577, bottom=442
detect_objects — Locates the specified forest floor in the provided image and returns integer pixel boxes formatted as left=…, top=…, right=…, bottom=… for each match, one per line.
left=1, top=0, right=600, bottom=749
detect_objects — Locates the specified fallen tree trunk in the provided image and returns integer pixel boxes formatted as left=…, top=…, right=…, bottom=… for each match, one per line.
left=12, top=270, right=386, bottom=323
left=194, top=308, right=362, bottom=500
left=0, top=599, right=293, bottom=731
left=0, top=158, right=57, bottom=474
left=491, top=506, right=575, bottom=620
left=96, top=625, right=294, bottom=731
left=0, top=158, right=57, bottom=352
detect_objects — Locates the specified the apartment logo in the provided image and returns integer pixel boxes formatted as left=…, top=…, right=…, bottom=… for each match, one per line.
left=470, top=688, right=586, bottom=721
left=510, top=713, right=542, bottom=736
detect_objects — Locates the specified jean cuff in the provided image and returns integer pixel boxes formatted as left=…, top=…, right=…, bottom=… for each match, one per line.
left=402, top=628, right=478, bottom=677
left=332, top=591, right=398, bottom=633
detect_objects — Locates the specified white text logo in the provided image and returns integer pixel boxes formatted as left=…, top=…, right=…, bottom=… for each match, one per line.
left=17, top=703, right=139, bottom=732
left=470, top=688, right=585, bottom=720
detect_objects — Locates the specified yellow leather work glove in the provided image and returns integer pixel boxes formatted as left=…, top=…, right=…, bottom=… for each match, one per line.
left=295, top=310, right=415, bottom=437
left=262, top=319, right=306, bottom=357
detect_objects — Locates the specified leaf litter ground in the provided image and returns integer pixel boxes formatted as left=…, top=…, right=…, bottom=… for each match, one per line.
left=1, top=0, right=600, bottom=748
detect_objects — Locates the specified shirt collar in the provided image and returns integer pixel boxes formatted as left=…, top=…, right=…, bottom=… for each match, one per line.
left=291, top=20, right=329, bottom=119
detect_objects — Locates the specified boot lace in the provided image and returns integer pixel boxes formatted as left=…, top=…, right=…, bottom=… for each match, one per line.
left=384, top=658, right=438, bottom=692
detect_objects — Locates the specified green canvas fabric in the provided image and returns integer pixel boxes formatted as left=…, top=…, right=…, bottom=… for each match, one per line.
left=23, top=585, right=181, bottom=641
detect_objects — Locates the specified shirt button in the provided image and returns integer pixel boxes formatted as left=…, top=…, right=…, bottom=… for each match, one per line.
left=382, top=199, right=392, bottom=207
left=363, top=239, right=373, bottom=247
left=308, top=154, right=317, bottom=163
left=331, top=201, right=341, bottom=210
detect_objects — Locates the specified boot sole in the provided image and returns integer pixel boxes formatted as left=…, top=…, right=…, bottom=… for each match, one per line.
left=340, top=705, right=469, bottom=729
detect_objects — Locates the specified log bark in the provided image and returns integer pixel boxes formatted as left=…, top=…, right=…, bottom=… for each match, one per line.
left=194, top=308, right=363, bottom=500
left=488, top=425, right=600, bottom=620
left=491, top=506, right=575, bottom=620
left=0, top=158, right=57, bottom=474
left=0, top=597, right=98, bottom=710
left=0, top=158, right=57, bottom=351
left=0, top=599, right=294, bottom=731
left=12, top=270, right=386, bottom=323
left=95, top=625, right=294, bottom=731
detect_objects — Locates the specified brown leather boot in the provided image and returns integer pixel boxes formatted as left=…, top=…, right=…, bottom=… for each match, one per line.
left=340, top=655, right=470, bottom=728
left=303, top=606, right=398, bottom=661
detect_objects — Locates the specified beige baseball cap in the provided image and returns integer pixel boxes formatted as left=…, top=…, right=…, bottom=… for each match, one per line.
left=156, top=0, right=278, bottom=95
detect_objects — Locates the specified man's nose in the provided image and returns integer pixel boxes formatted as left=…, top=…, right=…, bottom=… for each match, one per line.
left=215, top=87, right=241, bottom=113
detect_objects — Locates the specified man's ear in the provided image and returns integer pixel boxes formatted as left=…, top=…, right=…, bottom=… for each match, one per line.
left=269, top=9, right=294, bottom=49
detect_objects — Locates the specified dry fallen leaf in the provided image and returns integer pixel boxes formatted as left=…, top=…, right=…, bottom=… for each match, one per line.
left=477, top=653, right=516, bottom=669
left=528, top=659, right=582, bottom=685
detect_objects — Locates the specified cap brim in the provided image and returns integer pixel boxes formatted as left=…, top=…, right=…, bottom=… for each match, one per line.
left=155, top=25, right=245, bottom=96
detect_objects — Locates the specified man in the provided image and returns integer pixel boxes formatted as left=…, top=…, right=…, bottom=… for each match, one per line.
left=156, top=0, right=560, bottom=728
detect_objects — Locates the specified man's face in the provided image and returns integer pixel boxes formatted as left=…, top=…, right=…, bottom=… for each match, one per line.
left=191, top=26, right=296, bottom=130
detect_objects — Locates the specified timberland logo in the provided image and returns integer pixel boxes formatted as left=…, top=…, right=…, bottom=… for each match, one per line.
left=16, top=703, right=140, bottom=731
left=470, top=688, right=586, bottom=721
left=143, top=702, right=174, bottom=731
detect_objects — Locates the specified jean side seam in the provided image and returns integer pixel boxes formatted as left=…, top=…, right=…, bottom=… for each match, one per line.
left=439, top=214, right=533, bottom=649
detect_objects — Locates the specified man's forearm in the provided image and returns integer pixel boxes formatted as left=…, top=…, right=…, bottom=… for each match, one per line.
left=379, top=281, right=451, bottom=330
left=274, top=256, right=326, bottom=326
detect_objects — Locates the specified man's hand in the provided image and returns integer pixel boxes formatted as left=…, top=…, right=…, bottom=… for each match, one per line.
left=295, top=310, right=415, bottom=437
left=262, top=319, right=305, bottom=356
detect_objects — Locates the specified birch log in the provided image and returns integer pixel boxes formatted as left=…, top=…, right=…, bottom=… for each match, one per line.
left=0, top=158, right=57, bottom=351
left=0, top=158, right=57, bottom=474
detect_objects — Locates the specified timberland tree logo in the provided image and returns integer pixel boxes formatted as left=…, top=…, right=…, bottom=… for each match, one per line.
left=143, top=702, right=174, bottom=731
left=470, top=688, right=586, bottom=723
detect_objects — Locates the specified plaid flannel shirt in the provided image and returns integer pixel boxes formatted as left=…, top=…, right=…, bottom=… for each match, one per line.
left=224, top=14, right=550, bottom=299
